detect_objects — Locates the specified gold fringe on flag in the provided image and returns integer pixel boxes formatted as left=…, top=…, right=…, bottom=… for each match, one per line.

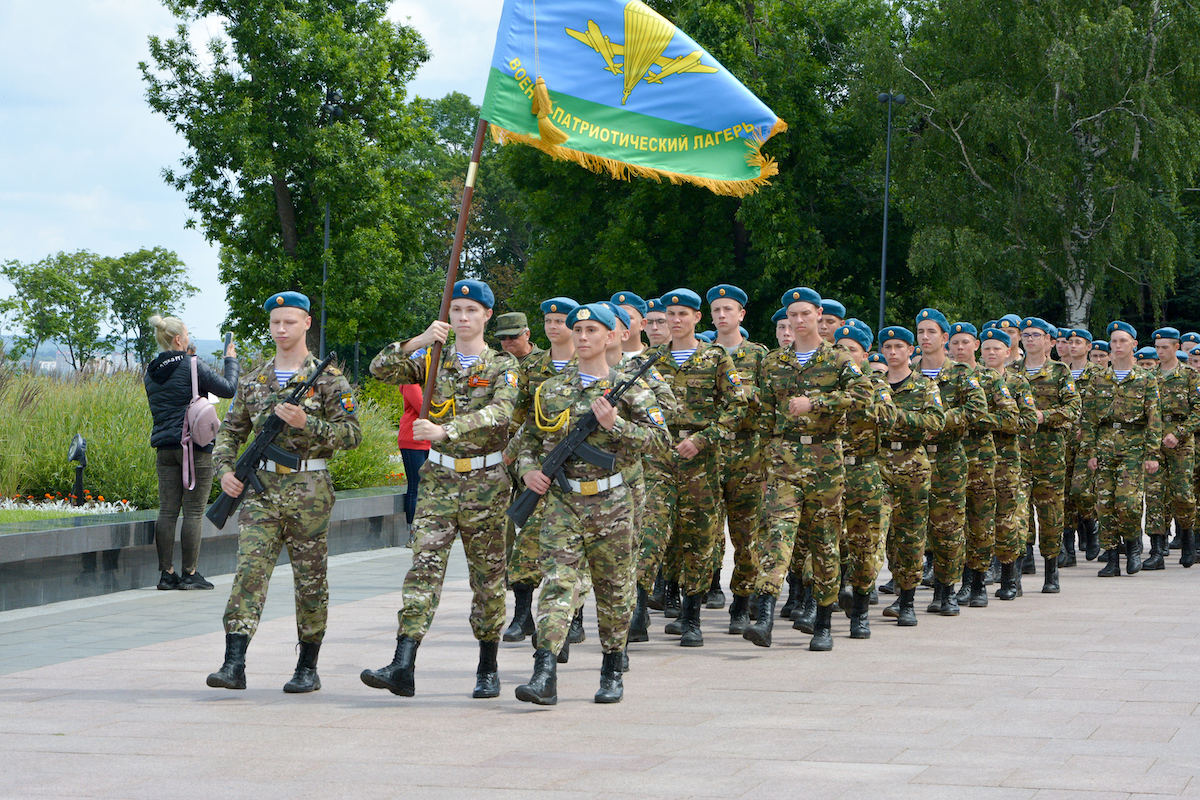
left=530, top=77, right=569, bottom=146
left=490, top=116, right=788, bottom=198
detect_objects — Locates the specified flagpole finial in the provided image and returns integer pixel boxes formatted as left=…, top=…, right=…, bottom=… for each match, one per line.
left=531, top=77, right=569, bottom=146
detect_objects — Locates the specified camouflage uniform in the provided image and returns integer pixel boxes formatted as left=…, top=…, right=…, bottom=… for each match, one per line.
left=1145, top=364, right=1200, bottom=538
left=1080, top=366, right=1162, bottom=547
left=756, top=340, right=871, bottom=604
left=880, top=373, right=945, bottom=590
left=841, top=370, right=897, bottom=591
left=369, top=343, right=520, bottom=643
left=994, top=371, right=1039, bottom=563
left=963, top=367, right=1020, bottom=571
left=650, top=341, right=748, bottom=597
left=1068, top=363, right=1101, bottom=529
left=512, top=363, right=669, bottom=656
left=1014, top=358, right=1081, bottom=559
left=214, top=353, right=362, bottom=643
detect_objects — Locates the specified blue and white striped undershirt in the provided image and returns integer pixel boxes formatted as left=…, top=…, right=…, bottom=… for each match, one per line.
left=1071, top=368, right=1084, bottom=380
left=672, top=348, right=697, bottom=366
left=921, top=368, right=940, bottom=380
left=795, top=348, right=817, bottom=367
left=552, top=359, right=569, bottom=372
left=456, top=352, right=480, bottom=370
left=580, top=373, right=602, bottom=388
left=275, top=370, right=295, bottom=385
left=1113, top=369, right=1132, bottom=382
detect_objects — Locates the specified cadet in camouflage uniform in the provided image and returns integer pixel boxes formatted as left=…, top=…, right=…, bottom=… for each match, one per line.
left=1013, top=317, right=1081, bottom=590
left=913, top=309, right=989, bottom=615
left=1084, top=322, right=1162, bottom=576
left=877, top=326, right=945, bottom=626
left=706, top=284, right=768, bottom=633
left=742, top=287, right=870, bottom=652
left=512, top=303, right=669, bottom=706
left=207, top=291, right=362, bottom=694
left=361, top=280, right=521, bottom=700
left=1146, top=327, right=1199, bottom=568
left=1063, top=328, right=1100, bottom=563
left=648, top=288, right=747, bottom=647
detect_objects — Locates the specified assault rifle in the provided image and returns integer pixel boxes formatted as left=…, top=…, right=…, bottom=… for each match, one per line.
left=506, top=352, right=662, bottom=527
left=205, top=354, right=335, bottom=529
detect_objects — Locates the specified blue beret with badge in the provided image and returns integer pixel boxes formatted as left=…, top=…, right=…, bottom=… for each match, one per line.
left=820, top=299, right=846, bottom=318
left=706, top=284, right=748, bottom=307
left=453, top=279, right=495, bottom=309
left=1091, top=340, right=1110, bottom=353
left=835, top=322, right=872, bottom=351
left=1052, top=325, right=1067, bottom=339
left=1071, top=328, right=1093, bottom=343
left=611, top=291, right=648, bottom=317
left=915, top=308, right=950, bottom=333
left=1107, top=320, right=1137, bottom=340
left=982, top=320, right=998, bottom=331
left=867, top=353, right=885, bottom=364
left=598, top=301, right=631, bottom=329
left=878, top=326, right=915, bottom=346
left=1154, top=327, right=1181, bottom=342
left=949, top=321, right=978, bottom=338
left=1135, top=346, right=1159, bottom=361
left=697, top=330, right=716, bottom=342
left=646, top=297, right=664, bottom=314
left=998, top=314, right=1022, bottom=330
left=772, top=308, right=788, bottom=324
left=739, top=326, right=748, bottom=339
left=982, top=327, right=1011, bottom=347
left=264, top=291, right=311, bottom=312
left=1021, top=317, right=1054, bottom=334
left=781, top=286, right=822, bottom=309
left=567, top=302, right=616, bottom=330
left=1179, top=350, right=1189, bottom=361
left=1190, top=346, right=1200, bottom=356
left=663, top=289, right=702, bottom=310
left=1182, top=332, right=1200, bottom=346
left=541, top=296, right=579, bottom=316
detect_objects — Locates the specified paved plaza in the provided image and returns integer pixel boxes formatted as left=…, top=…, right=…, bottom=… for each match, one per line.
left=4, top=543, right=1200, bottom=799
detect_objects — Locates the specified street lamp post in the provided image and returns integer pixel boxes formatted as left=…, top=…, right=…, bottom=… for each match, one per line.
left=318, top=89, right=344, bottom=359
left=877, top=91, right=905, bottom=335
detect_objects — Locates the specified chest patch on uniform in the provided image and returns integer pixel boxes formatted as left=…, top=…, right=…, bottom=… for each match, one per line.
left=648, top=406, right=667, bottom=428
left=340, top=392, right=355, bottom=413
left=503, top=371, right=519, bottom=388
left=1066, top=381, right=1076, bottom=393
left=968, top=377, right=980, bottom=389
left=257, top=374, right=268, bottom=384
left=467, top=375, right=491, bottom=388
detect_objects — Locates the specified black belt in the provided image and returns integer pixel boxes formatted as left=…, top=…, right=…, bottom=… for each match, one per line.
left=844, top=454, right=875, bottom=466
left=1107, top=422, right=1146, bottom=430
left=1163, top=414, right=1183, bottom=423
left=733, top=430, right=756, bottom=441
left=781, top=431, right=838, bottom=445
left=886, top=441, right=923, bottom=451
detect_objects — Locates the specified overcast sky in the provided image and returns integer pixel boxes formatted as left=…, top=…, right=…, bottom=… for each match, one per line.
left=0, top=0, right=502, bottom=340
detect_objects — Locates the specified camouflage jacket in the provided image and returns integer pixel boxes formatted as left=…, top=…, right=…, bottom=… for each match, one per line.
left=842, top=369, right=898, bottom=460
left=1156, top=364, right=1200, bottom=441
left=620, top=351, right=679, bottom=422
left=759, top=339, right=872, bottom=438
left=912, top=356, right=989, bottom=445
left=649, top=341, right=747, bottom=450
left=1011, top=357, right=1081, bottom=431
left=882, top=370, right=945, bottom=442
left=510, top=348, right=572, bottom=435
left=213, top=353, right=362, bottom=481
left=721, top=338, right=769, bottom=433
left=1080, top=365, right=1162, bottom=460
left=996, top=369, right=1038, bottom=442
left=968, top=364, right=1021, bottom=438
left=513, top=363, right=670, bottom=483
left=369, top=342, right=520, bottom=457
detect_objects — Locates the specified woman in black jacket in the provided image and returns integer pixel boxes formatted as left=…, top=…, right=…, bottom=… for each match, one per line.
left=144, top=315, right=239, bottom=590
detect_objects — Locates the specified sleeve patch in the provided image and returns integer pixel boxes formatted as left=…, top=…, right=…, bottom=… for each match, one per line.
left=933, top=392, right=943, bottom=407
left=648, top=406, right=667, bottom=428
left=1024, top=395, right=1036, bottom=407
left=340, top=392, right=356, bottom=413
left=968, top=377, right=980, bottom=388
left=1066, top=381, right=1076, bottom=393
left=728, top=370, right=742, bottom=387
left=847, top=361, right=863, bottom=376
left=1000, top=385, right=1012, bottom=398
left=410, top=347, right=426, bottom=361
left=650, top=368, right=665, bottom=383
left=504, top=371, right=519, bottom=388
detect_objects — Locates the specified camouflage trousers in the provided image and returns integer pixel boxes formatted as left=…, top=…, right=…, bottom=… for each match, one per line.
left=1093, top=431, right=1151, bottom=547
left=223, top=470, right=335, bottom=643
left=881, top=443, right=931, bottom=591
left=505, top=461, right=545, bottom=586
left=535, top=483, right=636, bottom=656
left=927, top=442, right=968, bottom=584
left=397, top=461, right=510, bottom=643
left=757, top=436, right=843, bottom=605
left=843, top=454, right=885, bottom=592
left=963, top=436, right=997, bottom=572
left=710, top=435, right=764, bottom=597
left=1021, top=429, right=1066, bottom=559
left=636, top=460, right=674, bottom=592
left=1069, top=430, right=1098, bottom=525
left=993, top=439, right=1026, bottom=564
left=1146, top=437, right=1195, bottom=535
left=665, top=446, right=723, bottom=597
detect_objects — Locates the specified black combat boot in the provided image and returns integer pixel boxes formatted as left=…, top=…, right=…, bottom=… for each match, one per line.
left=921, top=552, right=934, bottom=587
left=1143, top=535, right=1165, bottom=571
left=664, top=607, right=684, bottom=635
left=941, top=582, right=960, bottom=616
left=849, top=591, right=871, bottom=639
left=1181, top=530, right=1197, bottom=568
left=1170, top=528, right=1182, bottom=550
left=728, top=594, right=751, bottom=635
left=780, top=572, right=801, bottom=617
left=837, top=573, right=853, bottom=615
left=870, top=587, right=879, bottom=605
left=1042, top=558, right=1060, bottom=593
left=809, top=603, right=834, bottom=651
left=877, top=577, right=896, bottom=595
left=663, top=581, right=681, bottom=619
left=648, top=573, right=666, bottom=611
left=984, top=555, right=999, bottom=585
left=283, top=640, right=321, bottom=693
left=1021, top=542, right=1036, bottom=575
left=594, top=651, right=623, bottom=704
left=207, top=633, right=249, bottom=690
left=471, top=640, right=500, bottom=699
left=1082, top=519, right=1100, bottom=560
left=705, top=569, right=726, bottom=609
left=1061, top=527, right=1077, bottom=567
left=556, top=637, right=570, bottom=664
left=1127, top=538, right=1143, bottom=574
left=629, top=586, right=650, bottom=642
left=955, top=567, right=973, bottom=605
left=748, top=592, right=759, bottom=621
left=896, top=588, right=918, bottom=626
left=792, top=585, right=817, bottom=633
left=568, top=607, right=586, bottom=644
left=360, top=635, right=418, bottom=696
left=680, top=593, right=704, bottom=647
left=502, top=583, right=537, bottom=642
left=515, top=648, right=558, bottom=705
left=742, top=593, right=775, bottom=648
left=926, top=580, right=944, bottom=614
left=995, top=561, right=1017, bottom=601
left=882, top=595, right=901, bottom=618
left=969, top=567, right=989, bottom=607
left=1097, top=549, right=1121, bottom=577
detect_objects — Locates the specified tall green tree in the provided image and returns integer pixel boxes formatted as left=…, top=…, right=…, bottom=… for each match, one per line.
left=140, top=0, right=437, bottom=349
left=96, top=247, right=196, bottom=366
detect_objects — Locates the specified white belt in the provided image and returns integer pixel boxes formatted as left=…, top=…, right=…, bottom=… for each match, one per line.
left=565, top=473, right=624, bottom=496
left=429, top=450, right=503, bottom=473
left=263, top=458, right=327, bottom=473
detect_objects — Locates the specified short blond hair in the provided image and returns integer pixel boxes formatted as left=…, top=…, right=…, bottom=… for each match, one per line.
left=148, top=315, right=187, bottom=352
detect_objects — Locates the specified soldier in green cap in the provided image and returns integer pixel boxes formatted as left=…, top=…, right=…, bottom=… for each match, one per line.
left=495, top=311, right=542, bottom=362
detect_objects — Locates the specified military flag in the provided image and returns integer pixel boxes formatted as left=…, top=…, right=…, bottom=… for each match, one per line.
left=481, top=0, right=787, bottom=197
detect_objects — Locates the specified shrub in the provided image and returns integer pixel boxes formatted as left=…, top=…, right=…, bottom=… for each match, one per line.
left=357, top=376, right=405, bottom=426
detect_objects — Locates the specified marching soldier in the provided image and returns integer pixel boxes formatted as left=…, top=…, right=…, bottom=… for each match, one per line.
left=1062, top=328, right=1098, bottom=564
left=1090, top=340, right=1111, bottom=368
left=207, top=291, right=362, bottom=694
left=818, top=299, right=846, bottom=343
left=774, top=307, right=794, bottom=349
left=644, top=297, right=671, bottom=347
left=612, top=291, right=649, bottom=358
left=1145, top=328, right=1199, bottom=568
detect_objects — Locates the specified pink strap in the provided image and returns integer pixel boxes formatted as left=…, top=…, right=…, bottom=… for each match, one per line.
left=182, top=356, right=199, bottom=490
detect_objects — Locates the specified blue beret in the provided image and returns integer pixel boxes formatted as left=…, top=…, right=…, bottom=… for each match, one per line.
left=598, top=301, right=631, bottom=329
left=566, top=302, right=616, bottom=330
left=1071, top=328, right=1093, bottom=342
left=541, top=297, right=578, bottom=316
left=982, top=320, right=998, bottom=331
left=739, top=326, right=748, bottom=339
left=663, top=289, right=702, bottom=310
left=1154, top=327, right=1181, bottom=341
left=453, top=280, right=494, bottom=309
left=914, top=346, right=923, bottom=355
left=915, top=308, right=950, bottom=333
left=1091, top=340, right=1110, bottom=353
left=835, top=322, right=872, bottom=351
left=1179, top=351, right=1190, bottom=361
left=867, top=353, right=885, bottom=364
left=706, top=284, right=748, bottom=307
left=981, top=328, right=1011, bottom=347
left=1021, top=317, right=1054, bottom=334
left=1107, top=320, right=1137, bottom=340
left=1190, top=346, right=1200, bottom=356
left=781, top=287, right=822, bottom=309
left=820, top=299, right=846, bottom=318
left=1182, top=332, right=1200, bottom=345
left=998, top=314, right=1022, bottom=330
left=611, top=291, right=648, bottom=317
left=949, top=321, right=978, bottom=338
left=1051, top=325, right=1066, bottom=338
left=646, top=298, right=665, bottom=314
left=878, top=326, right=915, bottom=346
left=1135, top=346, right=1159, bottom=360
left=771, top=308, right=788, bottom=324
left=264, top=291, right=310, bottom=312
left=697, top=330, right=716, bottom=342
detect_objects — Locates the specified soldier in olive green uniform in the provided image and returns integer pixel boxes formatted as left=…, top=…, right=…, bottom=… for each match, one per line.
left=1062, top=328, right=1100, bottom=563
left=361, top=280, right=521, bottom=700
left=207, top=291, right=362, bottom=694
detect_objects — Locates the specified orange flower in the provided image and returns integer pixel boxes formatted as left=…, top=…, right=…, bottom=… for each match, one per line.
left=45, top=493, right=52, bottom=498
left=97, top=496, right=105, bottom=502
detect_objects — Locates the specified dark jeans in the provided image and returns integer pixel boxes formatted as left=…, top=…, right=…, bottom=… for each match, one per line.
left=155, top=447, right=214, bottom=573
left=400, top=448, right=428, bottom=525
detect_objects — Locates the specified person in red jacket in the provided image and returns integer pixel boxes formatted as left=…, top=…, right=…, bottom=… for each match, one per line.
left=397, top=383, right=431, bottom=525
